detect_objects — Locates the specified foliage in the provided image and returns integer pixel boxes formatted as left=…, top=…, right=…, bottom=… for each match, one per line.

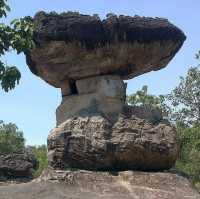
left=166, top=54, right=200, bottom=190
left=28, top=145, right=48, bottom=178
left=127, top=85, right=170, bottom=118
left=175, top=124, right=200, bottom=189
left=0, top=120, right=25, bottom=154
left=167, top=56, right=200, bottom=126
left=0, top=0, right=34, bottom=92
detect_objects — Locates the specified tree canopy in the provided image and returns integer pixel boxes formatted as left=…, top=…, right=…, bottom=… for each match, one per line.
left=167, top=54, right=200, bottom=126
left=0, top=0, right=34, bottom=92
left=127, top=85, right=170, bottom=118
left=175, top=123, right=200, bottom=189
left=0, top=120, right=25, bottom=154
left=28, top=145, right=48, bottom=178
left=127, top=52, right=200, bottom=127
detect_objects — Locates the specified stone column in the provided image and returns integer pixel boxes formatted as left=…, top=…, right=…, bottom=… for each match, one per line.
left=56, top=75, right=126, bottom=125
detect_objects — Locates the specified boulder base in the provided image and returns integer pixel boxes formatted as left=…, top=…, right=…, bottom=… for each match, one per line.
left=0, top=154, right=38, bottom=178
left=48, top=114, right=179, bottom=171
left=0, top=169, right=199, bottom=199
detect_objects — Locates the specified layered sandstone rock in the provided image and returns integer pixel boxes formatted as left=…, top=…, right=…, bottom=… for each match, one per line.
left=19, top=11, right=200, bottom=199
left=0, top=153, right=38, bottom=178
left=26, top=11, right=186, bottom=88
left=25, top=11, right=186, bottom=171
left=57, top=75, right=126, bottom=124
left=48, top=114, right=178, bottom=171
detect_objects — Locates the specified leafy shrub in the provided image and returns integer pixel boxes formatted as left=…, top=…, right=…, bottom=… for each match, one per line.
left=28, top=145, right=48, bottom=178
left=175, top=124, right=200, bottom=190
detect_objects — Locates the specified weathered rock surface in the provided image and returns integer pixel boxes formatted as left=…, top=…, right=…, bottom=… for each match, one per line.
left=0, top=153, right=38, bottom=178
left=0, top=169, right=199, bottom=199
left=124, top=105, right=164, bottom=124
left=24, top=12, right=184, bottom=172
left=22, top=12, right=189, bottom=197
left=48, top=113, right=179, bottom=171
left=26, top=12, right=186, bottom=88
left=57, top=93, right=124, bottom=125
left=57, top=75, right=126, bottom=125
left=76, top=75, right=126, bottom=97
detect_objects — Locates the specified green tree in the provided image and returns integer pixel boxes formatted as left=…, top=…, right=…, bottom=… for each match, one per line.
left=27, top=145, right=48, bottom=178
left=127, top=85, right=170, bottom=118
left=0, top=0, right=34, bottom=92
left=167, top=52, right=200, bottom=190
left=0, top=120, right=25, bottom=154
left=168, top=64, right=200, bottom=126
left=175, top=124, right=200, bottom=190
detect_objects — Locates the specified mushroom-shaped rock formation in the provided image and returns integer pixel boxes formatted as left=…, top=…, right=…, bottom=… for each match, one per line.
left=26, top=11, right=186, bottom=171
left=27, top=11, right=186, bottom=90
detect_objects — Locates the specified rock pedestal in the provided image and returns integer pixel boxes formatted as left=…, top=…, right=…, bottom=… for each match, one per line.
left=48, top=73, right=178, bottom=171
left=25, top=11, right=187, bottom=172
left=48, top=115, right=178, bottom=171
left=56, top=75, right=126, bottom=125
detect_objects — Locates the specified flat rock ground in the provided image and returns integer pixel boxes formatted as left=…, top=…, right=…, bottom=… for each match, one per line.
left=0, top=182, right=107, bottom=199
left=0, top=169, right=199, bottom=199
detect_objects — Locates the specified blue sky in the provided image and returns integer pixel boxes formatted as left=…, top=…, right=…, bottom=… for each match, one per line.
left=0, top=0, right=200, bottom=145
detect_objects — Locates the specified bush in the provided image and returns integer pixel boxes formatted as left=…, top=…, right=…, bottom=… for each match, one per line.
left=127, top=85, right=170, bottom=120
left=175, top=124, right=200, bottom=190
left=28, top=145, right=48, bottom=178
